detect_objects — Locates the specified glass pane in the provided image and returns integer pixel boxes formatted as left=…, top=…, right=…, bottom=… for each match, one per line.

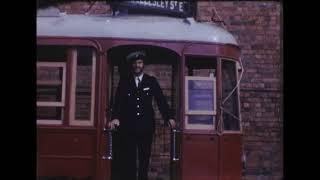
left=185, top=56, right=217, bottom=77
left=37, top=106, right=63, bottom=120
left=222, top=60, right=240, bottom=131
left=37, top=46, right=67, bottom=62
left=75, top=47, right=93, bottom=120
left=188, top=80, right=214, bottom=111
left=188, top=115, right=215, bottom=125
left=37, top=66, right=63, bottom=102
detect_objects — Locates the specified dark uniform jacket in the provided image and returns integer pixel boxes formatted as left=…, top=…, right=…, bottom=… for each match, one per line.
left=111, top=73, right=174, bottom=134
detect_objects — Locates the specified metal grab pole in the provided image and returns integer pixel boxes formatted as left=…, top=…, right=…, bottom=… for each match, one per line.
left=171, top=128, right=180, bottom=162
left=102, top=128, right=113, bottom=160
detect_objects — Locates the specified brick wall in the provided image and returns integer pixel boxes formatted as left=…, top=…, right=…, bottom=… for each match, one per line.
left=58, top=1, right=111, bottom=14
left=197, top=1, right=282, bottom=180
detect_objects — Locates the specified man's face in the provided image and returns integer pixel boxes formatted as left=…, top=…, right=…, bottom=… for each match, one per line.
left=132, top=59, right=144, bottom=75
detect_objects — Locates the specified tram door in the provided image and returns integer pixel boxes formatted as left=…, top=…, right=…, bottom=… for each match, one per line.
left=105, top=45, right=181, bottom=180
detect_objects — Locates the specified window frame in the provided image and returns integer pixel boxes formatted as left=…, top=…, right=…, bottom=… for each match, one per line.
left=36, top=62, right=67, bottom=125
left=220, top=58, right=242, bottom=134
left=69, top=49, right=97, bottom=126
left=184, top=76, right=217, bottom=131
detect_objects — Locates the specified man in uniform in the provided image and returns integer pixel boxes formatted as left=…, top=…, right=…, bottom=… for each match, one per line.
left=108, top=50, right=176, bottom=180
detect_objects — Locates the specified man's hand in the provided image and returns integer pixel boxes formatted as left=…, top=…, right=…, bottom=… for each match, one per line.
left=108, top=119, right=120, bottom=130
left=168, top=119, right=176, bottom=129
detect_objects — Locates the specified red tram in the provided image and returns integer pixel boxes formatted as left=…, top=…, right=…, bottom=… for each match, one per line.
left=37, top=12, right=243, bottom=180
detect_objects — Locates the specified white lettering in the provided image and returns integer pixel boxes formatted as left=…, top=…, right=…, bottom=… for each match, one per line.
left=127, top=0, right=187, bottom=13
left=164, top=1, right=169, bottom=8
left=170, top=1, right=174, bottom=10
left=179, top=2, right=183, bottom=12
left=160, top=1, right=165, bottom=8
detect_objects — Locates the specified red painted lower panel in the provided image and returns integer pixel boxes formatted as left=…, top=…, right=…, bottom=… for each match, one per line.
left=181, top=134, right=219, bottom=180
left=37, top=158, right=95, bottom=177
left=219, top=134, right=242, bottom=180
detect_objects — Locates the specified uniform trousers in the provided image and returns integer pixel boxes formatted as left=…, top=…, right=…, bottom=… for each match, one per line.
left=113, top=131, right=153, bottom=180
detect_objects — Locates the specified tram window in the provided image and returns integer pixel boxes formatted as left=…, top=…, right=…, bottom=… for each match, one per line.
left=37, top=46, right=67, bottom=61
left=37, top=66, right=64, bottom=102
left=37, top=106, right=64, bottom=123
left=69, top=47, right=96, bottom=126
left=37, top=46, right=67, bottom=125
left=185, top=57, right=217, bottom=77
left=184, top=56, right=217, bottom=131
left=222, top=60, right=240, bottom=131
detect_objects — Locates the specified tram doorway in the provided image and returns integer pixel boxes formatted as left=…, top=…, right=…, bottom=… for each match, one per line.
left=106, top=45, right=181, bottom=180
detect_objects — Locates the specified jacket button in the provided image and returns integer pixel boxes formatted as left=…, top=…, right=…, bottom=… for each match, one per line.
left=137, top=98, right=140, bottom=100
left=137, top=113, right=140, bottom=116
left=137, top=105, right=140, bottom=108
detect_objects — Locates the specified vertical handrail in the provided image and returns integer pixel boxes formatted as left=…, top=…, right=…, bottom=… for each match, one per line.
left=102, top=128, right=114, bottom=160
left=171, top=128, right=181, bottom=162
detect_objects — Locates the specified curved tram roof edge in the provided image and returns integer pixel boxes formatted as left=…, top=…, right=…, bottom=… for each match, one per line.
left=37, top=14, right=239, bottom=46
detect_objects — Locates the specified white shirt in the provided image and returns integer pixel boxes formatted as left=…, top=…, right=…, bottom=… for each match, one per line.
left=134, top=73, right=144, bottom=87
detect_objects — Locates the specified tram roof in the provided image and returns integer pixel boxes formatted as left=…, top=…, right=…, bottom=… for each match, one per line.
left=37, top=13, right=238, bottom=45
